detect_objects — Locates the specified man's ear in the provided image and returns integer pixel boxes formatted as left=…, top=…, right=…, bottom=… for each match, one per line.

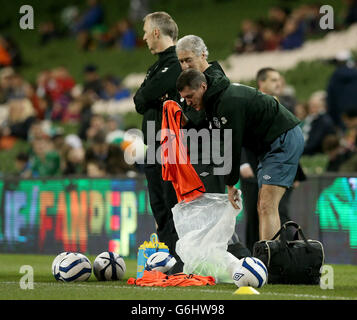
left=201, top=82, right=208, bottom=92
left=153, top=27, right=160, bottom=38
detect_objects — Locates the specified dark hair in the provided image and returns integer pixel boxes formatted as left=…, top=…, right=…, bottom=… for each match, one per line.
left=176, top=69, right=207, bottom=92
left=256, top=67, right=278, bottom=84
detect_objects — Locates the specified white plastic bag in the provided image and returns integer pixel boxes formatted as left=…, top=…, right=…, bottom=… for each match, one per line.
left=172, top=193, right=242, bottom=283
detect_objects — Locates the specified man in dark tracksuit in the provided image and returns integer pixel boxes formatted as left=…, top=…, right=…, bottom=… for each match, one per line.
left=133, top=12, right=182, bottom=269
left=176, top=69, right=304, bottom=241
left=175, top=35, right=251, bottom=258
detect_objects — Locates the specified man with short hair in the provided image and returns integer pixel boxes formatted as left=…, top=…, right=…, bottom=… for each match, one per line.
left=175, top=35, right=228, bottom=193
left=256, top=67, right=282, bottom=97
left=134, top=12, right=182, bottom=267
left=242, top=67, right=305, bottom=249
left=175, top=35, right=250, bottom=258
left=176, top=69, right=304, bottom=240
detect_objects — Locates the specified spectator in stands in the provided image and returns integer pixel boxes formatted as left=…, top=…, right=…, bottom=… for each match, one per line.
left=0, top=98, right=37, bottom=140
left=234, top=19, right=263, bottom=54
left=116, top=19, right=137, bottom=50
left=267, top=6, right=289, bottom=33
left=30, top=137, right=61, bottom=177
left=0, top=36, right=12, bottom=67
left=338, top=106, right=357, bottom=171
left=27, top=119, right=52, bottom=143
left=297, top=4, right=323, bottom=35
left=85, top=113, right=106, bottom=142
left=46, top=67, right=76, bottom=103
left=280, top=15, right=305, bottom=50
left=62, top=135, right=85, bottom=175
left=261, top=26, right=281, bottom=51
left=0, top=35, right=22, bottom=67
left=326, top=50, right=357, bottom=130
left=77, top=97, right=95, bottom=141
left=322, top=134, right=353, bottom=172
left=62, top=97, right=84, bottom=123
left=72, top=0, right=104, bottom=50
left=86, top=158, right=107, bottom=177
left=0, top=67, right=14, bottom=103
left=302, top=91, right=336, bottom=155
left=83, top=64, right=103, bottom=97
left=294, top=102, right=308, bottom=121
left=39, top=21, right=59, bottom=45
left=15, top=152, right=31, bottom=178
left=100, top=75, right=130, bottom=101
left=6, top=73, right=31, bottom=100
left=85, top=130, right=133, bottom=175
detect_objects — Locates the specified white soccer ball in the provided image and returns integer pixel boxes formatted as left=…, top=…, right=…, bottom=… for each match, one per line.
left=58, top=252, right=92, bottom=282
left=93, top=252, right=126, bottom=281
left=145, top=251, right=177, bottom=273
left=232, top=257, right=268, bottom=288
left=52, top=252, right=87, bottom=281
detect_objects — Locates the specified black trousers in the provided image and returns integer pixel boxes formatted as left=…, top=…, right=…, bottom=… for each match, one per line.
left=144, top=163, right=180, bottom=257
left=241, top=178, right=260, bottom=253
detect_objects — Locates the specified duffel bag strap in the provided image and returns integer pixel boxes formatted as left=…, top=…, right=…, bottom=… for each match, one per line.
left=271, top=221, right=299, bottom=241
left=271, top=221, right=315, bottom=252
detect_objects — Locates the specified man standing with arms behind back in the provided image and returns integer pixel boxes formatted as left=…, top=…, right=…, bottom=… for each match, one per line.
left=134, top=12, right=183, bottom=271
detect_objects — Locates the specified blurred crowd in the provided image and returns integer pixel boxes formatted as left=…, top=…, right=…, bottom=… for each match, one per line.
left=234, top=0, right=357, bottom=54
left=0, top=62, right=143, bottom=178
left=268, top=50, right=357, bottom=173
left=38, top=0, right=146, bottom=51
left=0, top=0, right=356, bottom=178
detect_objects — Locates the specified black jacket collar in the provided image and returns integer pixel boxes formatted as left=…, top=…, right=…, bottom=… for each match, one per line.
left=158, top=46, right=177, bottom=60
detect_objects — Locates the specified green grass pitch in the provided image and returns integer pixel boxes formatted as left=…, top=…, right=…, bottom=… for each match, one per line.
left=0, top=254, right=356, bottom=300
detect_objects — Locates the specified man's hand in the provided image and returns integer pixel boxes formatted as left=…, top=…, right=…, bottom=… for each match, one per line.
left=227, top=185, right=242, bottom=210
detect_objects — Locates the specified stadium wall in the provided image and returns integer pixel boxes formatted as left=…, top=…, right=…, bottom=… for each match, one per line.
left=0, top=175, right=356, bottom=264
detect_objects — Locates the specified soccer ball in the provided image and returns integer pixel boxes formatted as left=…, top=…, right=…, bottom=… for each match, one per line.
left=58, top=252, right=92, bottom=282
left=93, top=252, right=126, bottom=281
left=52, top=252, right=87, bottom=281
left=232, top=257, right=268, bottom=288
left=145, top=251, right=176, bottom=273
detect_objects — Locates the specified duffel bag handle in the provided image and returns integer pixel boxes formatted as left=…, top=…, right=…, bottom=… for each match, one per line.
left=271, top=221, right=299, bottom=241
left=272, top=221, right=315, bottom=251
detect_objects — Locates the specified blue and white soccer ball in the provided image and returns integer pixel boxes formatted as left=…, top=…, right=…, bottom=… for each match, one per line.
left=56, top=252, right=92, bottom=282
left=232, top=257, right=268, bottom=288
left=93, top=252, right=126, bottom=281
left=52, top=252, right=88, bottom=281
left=145, top=251, right=176, bottom=273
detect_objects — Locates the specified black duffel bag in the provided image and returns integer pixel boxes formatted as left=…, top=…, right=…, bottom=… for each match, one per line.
left=253, top=221, right=325, bottom=284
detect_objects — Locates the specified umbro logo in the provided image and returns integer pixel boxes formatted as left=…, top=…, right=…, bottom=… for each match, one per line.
left=263, top=175, right=271, bottom=180
left=233, top=272, right=244, bottom=281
